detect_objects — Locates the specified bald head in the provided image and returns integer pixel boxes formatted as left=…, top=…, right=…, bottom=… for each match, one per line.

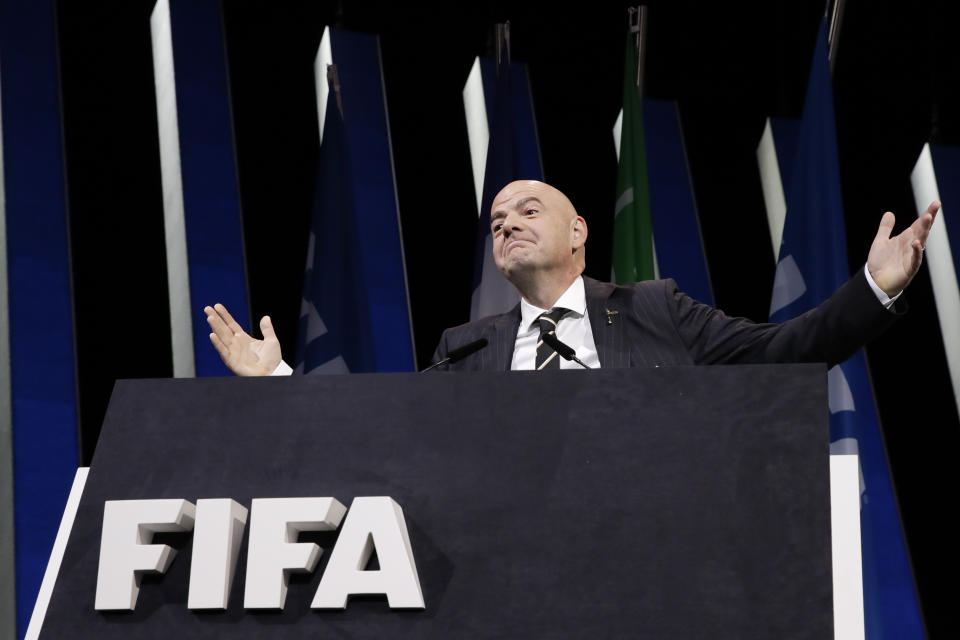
left=492, top=180, right=579, bottom=225
left=488, top=180, right=588, bottom=302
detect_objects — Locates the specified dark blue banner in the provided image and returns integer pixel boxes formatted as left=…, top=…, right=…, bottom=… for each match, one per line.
left=295, top=28, right=414, bottom=374
left=470, top=57, right=544, bottom=319
left=166, top=0, right=250, bottom=377
left=643, top=99, right=713, bottom=306
left=929, top=145, right=960, bottom=279
left=296, top=87, right=375, bottom=374
left=0, top=1, right=79, bottom=635
left=769, top=20, right=924, bottom=639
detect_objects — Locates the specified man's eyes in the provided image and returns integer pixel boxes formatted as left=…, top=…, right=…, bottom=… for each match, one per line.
left=492, top=209, right=538, bottom=232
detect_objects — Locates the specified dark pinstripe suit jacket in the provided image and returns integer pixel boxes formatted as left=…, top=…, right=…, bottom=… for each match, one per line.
left=432, top=270, right=900, bottom=371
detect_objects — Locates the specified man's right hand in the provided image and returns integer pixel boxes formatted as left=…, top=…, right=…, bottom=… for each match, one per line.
left=204, top=303, right=282, bottom=376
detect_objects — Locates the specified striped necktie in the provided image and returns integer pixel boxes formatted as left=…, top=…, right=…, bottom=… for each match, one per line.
left=535, top=307, right=571, bottom=370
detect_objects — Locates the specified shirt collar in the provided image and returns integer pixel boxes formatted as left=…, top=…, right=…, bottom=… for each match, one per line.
left=519, top=276, right=587, bottom=331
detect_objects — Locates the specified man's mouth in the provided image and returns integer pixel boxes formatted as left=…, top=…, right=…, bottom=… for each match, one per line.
left=503, top=239, right=532, bottom=255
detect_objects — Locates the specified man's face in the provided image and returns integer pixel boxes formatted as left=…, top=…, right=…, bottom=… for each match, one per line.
left=489, top=181, right=582, bottom=280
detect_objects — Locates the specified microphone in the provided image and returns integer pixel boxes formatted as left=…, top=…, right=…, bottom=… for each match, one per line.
left=542, top=333, right=592, bottom=369
left=421, top=338, right=489, bottom=372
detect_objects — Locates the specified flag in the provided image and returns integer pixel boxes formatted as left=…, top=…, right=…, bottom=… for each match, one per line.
left=613, top=33, right=655, bottom=284
left=613, top=38, right=712, bottom=303
left=1, top=1, right=79, bottom=635
left=295, top=28, right=416, bottom=374
left=294, top=78, right=375, bottom=374
left=769, top=19, right=925, bottom=638
left=151, top=0, right=250, bottom=378
left=465, top=51, right=544, bottom=320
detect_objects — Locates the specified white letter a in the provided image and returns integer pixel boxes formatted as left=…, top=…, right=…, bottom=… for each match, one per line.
left=312, top=497, right=424, bottom=609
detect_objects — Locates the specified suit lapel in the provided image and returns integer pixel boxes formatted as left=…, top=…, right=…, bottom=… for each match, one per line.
left=492, top=305, right=521, bottom=371
left=488, top=278, right=627, bottom=370
left=584, top=277, right=629, bottom=368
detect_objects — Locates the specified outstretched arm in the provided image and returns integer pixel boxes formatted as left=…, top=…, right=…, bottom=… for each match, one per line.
left=674, top=202, right=941, bottom=366
left=204, top=303, right=282, bottom=376
left=867, top=200, right=940, bottom=296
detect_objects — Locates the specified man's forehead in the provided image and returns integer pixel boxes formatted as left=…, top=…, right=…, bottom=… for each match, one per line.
left=492, top=181, right=550, bottom=210
left=492, top=195, right=544, bottom=212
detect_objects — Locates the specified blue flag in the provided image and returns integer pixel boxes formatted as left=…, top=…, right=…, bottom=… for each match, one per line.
left=295, top=86, right=375, bottom=374
left=769, top=19, right=925, bottom=638
left=470, top=56, right=544, bottom=320
left=643, top=99, right=713, bottom=306
left=295, top=28, right=415, bottom=374
left=1, top=1, right=79, bottom=635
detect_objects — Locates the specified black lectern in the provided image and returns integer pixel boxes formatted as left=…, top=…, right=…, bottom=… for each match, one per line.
left=40, top=365, right=832, bottom=638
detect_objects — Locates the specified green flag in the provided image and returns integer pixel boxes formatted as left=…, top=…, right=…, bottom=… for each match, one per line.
left=613, top=34, right=656, bottom=284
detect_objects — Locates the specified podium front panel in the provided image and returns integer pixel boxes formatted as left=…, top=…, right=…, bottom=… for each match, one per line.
left=42, top=365, right=831, bottom=638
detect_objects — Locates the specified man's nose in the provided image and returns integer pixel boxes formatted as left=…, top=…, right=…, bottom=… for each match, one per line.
left=503, top=211, right=524, bottom=235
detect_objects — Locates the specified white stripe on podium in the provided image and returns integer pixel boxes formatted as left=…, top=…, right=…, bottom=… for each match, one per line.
left=24, top=467, right=89, bottom=640
left=831, top=454, right=865, bottom=640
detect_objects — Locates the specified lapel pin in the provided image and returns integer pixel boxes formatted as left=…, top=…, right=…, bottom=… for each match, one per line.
left=604, top=308, right=619, bottom=325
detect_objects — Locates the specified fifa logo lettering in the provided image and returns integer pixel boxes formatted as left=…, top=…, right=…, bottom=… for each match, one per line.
left=94, top=496, right=424, bottom=611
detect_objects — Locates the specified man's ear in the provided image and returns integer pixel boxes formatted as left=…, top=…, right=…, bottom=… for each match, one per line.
left=571, top=216, right=588, bottom=250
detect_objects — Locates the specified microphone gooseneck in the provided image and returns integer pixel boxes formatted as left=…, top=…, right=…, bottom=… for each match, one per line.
left=420, top=338, right=489, bottom=372
left=542, top=333, right=592, bottom=369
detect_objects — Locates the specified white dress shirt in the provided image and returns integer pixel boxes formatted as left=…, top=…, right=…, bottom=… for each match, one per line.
left=864, top=263, right=900, bottom=308
left=511, top=276, right=600, bottom=370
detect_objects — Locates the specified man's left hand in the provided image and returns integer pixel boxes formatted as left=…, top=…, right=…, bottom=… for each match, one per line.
left=867, top=200, right=940, bottom=297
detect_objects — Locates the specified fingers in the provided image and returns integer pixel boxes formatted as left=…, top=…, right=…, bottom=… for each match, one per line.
left=214, top=303, right=244, bottom=334
left=260, top=315, right=277, bottom=341
left=909, top=238, right=924, bottom=274
left=204, top=305, right=234, bottom=345
left=874, top=211, right=896, bottom=241
left=209, top=332, right=231, bottom=363
left=913, top=200, right=940, bottom=246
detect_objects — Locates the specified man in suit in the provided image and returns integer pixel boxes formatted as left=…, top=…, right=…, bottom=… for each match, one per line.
left=204, top=180, right=939, bottom=375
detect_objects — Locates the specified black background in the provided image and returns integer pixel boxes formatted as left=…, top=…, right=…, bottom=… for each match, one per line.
left=54, top=0, right=959, bottom=635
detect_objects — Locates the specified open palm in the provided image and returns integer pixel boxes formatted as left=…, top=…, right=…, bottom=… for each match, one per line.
left=204, top=303, right=282, bottom=376
left=867, top=200, right=939, bottom=296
